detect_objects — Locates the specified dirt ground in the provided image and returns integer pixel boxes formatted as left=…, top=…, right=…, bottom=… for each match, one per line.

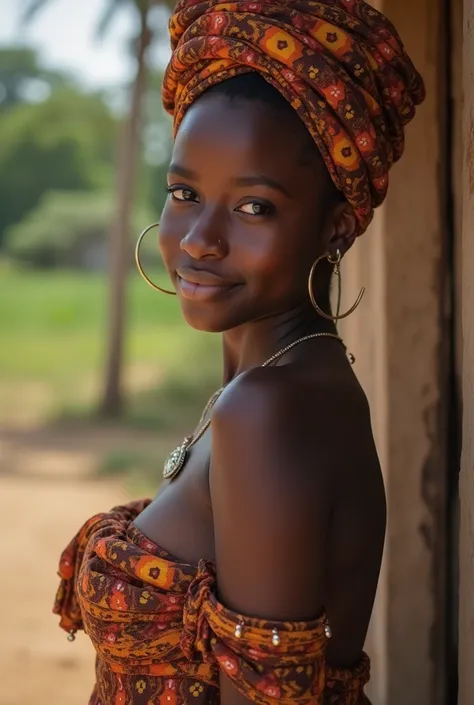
left=0, top=423, right=157, bottom=705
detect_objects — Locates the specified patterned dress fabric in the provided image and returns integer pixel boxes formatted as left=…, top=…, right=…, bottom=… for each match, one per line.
left=162, top=0, right=426, bottom=235
left=54, top=500, right=371, bottom=704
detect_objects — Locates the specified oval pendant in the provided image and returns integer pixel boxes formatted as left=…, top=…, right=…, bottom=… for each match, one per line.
left=163, top=436, right=193, bottom=480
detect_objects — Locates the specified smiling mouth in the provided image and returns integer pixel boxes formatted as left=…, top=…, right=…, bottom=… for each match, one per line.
left=177, top=276, right=241, bottom=302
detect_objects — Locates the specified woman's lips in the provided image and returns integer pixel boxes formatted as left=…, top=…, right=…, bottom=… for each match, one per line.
left=177, top=275, right=240, bottom=301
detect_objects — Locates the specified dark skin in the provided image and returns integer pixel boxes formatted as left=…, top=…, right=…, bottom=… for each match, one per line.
left=134, top=93, right=386, bottom=704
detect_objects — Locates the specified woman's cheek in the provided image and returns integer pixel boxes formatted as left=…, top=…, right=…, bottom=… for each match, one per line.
left=158, top=211, right=183, bottom=268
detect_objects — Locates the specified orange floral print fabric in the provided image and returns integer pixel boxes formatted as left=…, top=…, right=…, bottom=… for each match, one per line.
left=54, top=501, right=371, bottom=704
left=162, top=0, right=425, bottom=236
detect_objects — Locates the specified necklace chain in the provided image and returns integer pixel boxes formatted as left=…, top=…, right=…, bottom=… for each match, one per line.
left=260, top=332, right=344, bottom=368
left=163, top=332, right=344, bottom=481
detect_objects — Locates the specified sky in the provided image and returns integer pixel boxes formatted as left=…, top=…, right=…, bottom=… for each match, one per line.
left=0, top=0, right=171, bottom=89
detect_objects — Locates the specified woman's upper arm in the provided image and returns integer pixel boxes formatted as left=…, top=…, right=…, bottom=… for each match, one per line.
left=210, top=370, right=333, bottom=704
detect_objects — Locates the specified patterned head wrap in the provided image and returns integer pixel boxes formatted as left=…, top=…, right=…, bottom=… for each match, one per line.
left=162, top=0, right=425, bottom=235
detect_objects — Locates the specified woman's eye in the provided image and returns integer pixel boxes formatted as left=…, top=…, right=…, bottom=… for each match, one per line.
left=237, top=201, right=273, bottom=216
left=168, top=187, right=199, bottom=203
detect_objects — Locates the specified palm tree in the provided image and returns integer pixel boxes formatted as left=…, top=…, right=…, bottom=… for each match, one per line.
left=22, top=0, right=174, bottom=417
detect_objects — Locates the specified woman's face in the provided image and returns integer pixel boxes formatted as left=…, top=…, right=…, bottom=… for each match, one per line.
left=159, top=93, right=336, bottom=332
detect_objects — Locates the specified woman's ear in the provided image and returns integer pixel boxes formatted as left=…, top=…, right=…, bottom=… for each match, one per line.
left=326, top=202, right=358, bottom=256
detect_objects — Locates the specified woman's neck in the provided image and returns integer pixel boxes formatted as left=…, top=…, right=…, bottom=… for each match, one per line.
left=221, top=301, right=338, bottom=383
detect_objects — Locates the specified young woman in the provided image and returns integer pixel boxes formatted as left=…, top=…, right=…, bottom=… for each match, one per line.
left=54, top=2, right=425, bottom=703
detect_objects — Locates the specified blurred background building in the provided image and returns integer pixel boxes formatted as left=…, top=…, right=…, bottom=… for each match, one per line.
left=0, top=1, right=473, bottom=704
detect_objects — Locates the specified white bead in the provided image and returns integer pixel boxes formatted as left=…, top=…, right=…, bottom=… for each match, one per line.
left=272, top=628, right=280, bottom=646
left=324, top=624, right=332, bottom=639
left=234, top=623, right=243, bottom=638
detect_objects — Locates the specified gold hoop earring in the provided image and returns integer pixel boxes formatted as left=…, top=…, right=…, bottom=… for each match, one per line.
left=308, top=249, right=365, bottom=321
left=135, top=223, right=176, bottom=296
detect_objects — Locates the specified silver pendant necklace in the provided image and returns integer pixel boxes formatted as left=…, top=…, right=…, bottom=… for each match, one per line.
left=163, top=332, right=345, bottom=481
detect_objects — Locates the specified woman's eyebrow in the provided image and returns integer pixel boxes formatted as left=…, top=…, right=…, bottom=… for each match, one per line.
left=168, top=163, right=198, bottom=179
left=167, top=165, right=291, bottom=197
left=232, top=175, right=291, bottom=197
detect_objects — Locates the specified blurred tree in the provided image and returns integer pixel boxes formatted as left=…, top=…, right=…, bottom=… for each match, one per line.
left=0, top=46, right=70, bottom=111
left=0, top=87, right=118, bottom=246
left=4, top=190, right=156, bottom=269
left=22, top=0, right=174, bottom=417
left=139, top=68, right=173, bottom=225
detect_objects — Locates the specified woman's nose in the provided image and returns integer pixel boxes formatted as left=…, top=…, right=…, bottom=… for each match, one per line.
left=180, top=212, right=227, bottom=260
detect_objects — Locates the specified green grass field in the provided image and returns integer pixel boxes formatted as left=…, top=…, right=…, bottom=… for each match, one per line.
left=0, top=264, right=222, bottom=430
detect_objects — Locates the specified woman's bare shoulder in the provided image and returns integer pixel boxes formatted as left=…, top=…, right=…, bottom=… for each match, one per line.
left=211, top=363, right=374, bottom=488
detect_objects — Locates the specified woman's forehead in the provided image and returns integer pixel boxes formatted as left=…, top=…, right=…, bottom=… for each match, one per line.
left=172, top=94, right=320, bottom=185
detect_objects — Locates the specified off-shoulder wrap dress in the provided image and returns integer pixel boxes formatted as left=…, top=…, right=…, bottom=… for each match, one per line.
left=54, top=499, right=371, bottom=705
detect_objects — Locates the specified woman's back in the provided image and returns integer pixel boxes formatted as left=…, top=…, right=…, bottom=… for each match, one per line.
left=136, top=340, right=385, bottom=670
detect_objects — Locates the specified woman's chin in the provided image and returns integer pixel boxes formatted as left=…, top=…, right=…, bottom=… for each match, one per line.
left=179, top=306, right=231, bottom=333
